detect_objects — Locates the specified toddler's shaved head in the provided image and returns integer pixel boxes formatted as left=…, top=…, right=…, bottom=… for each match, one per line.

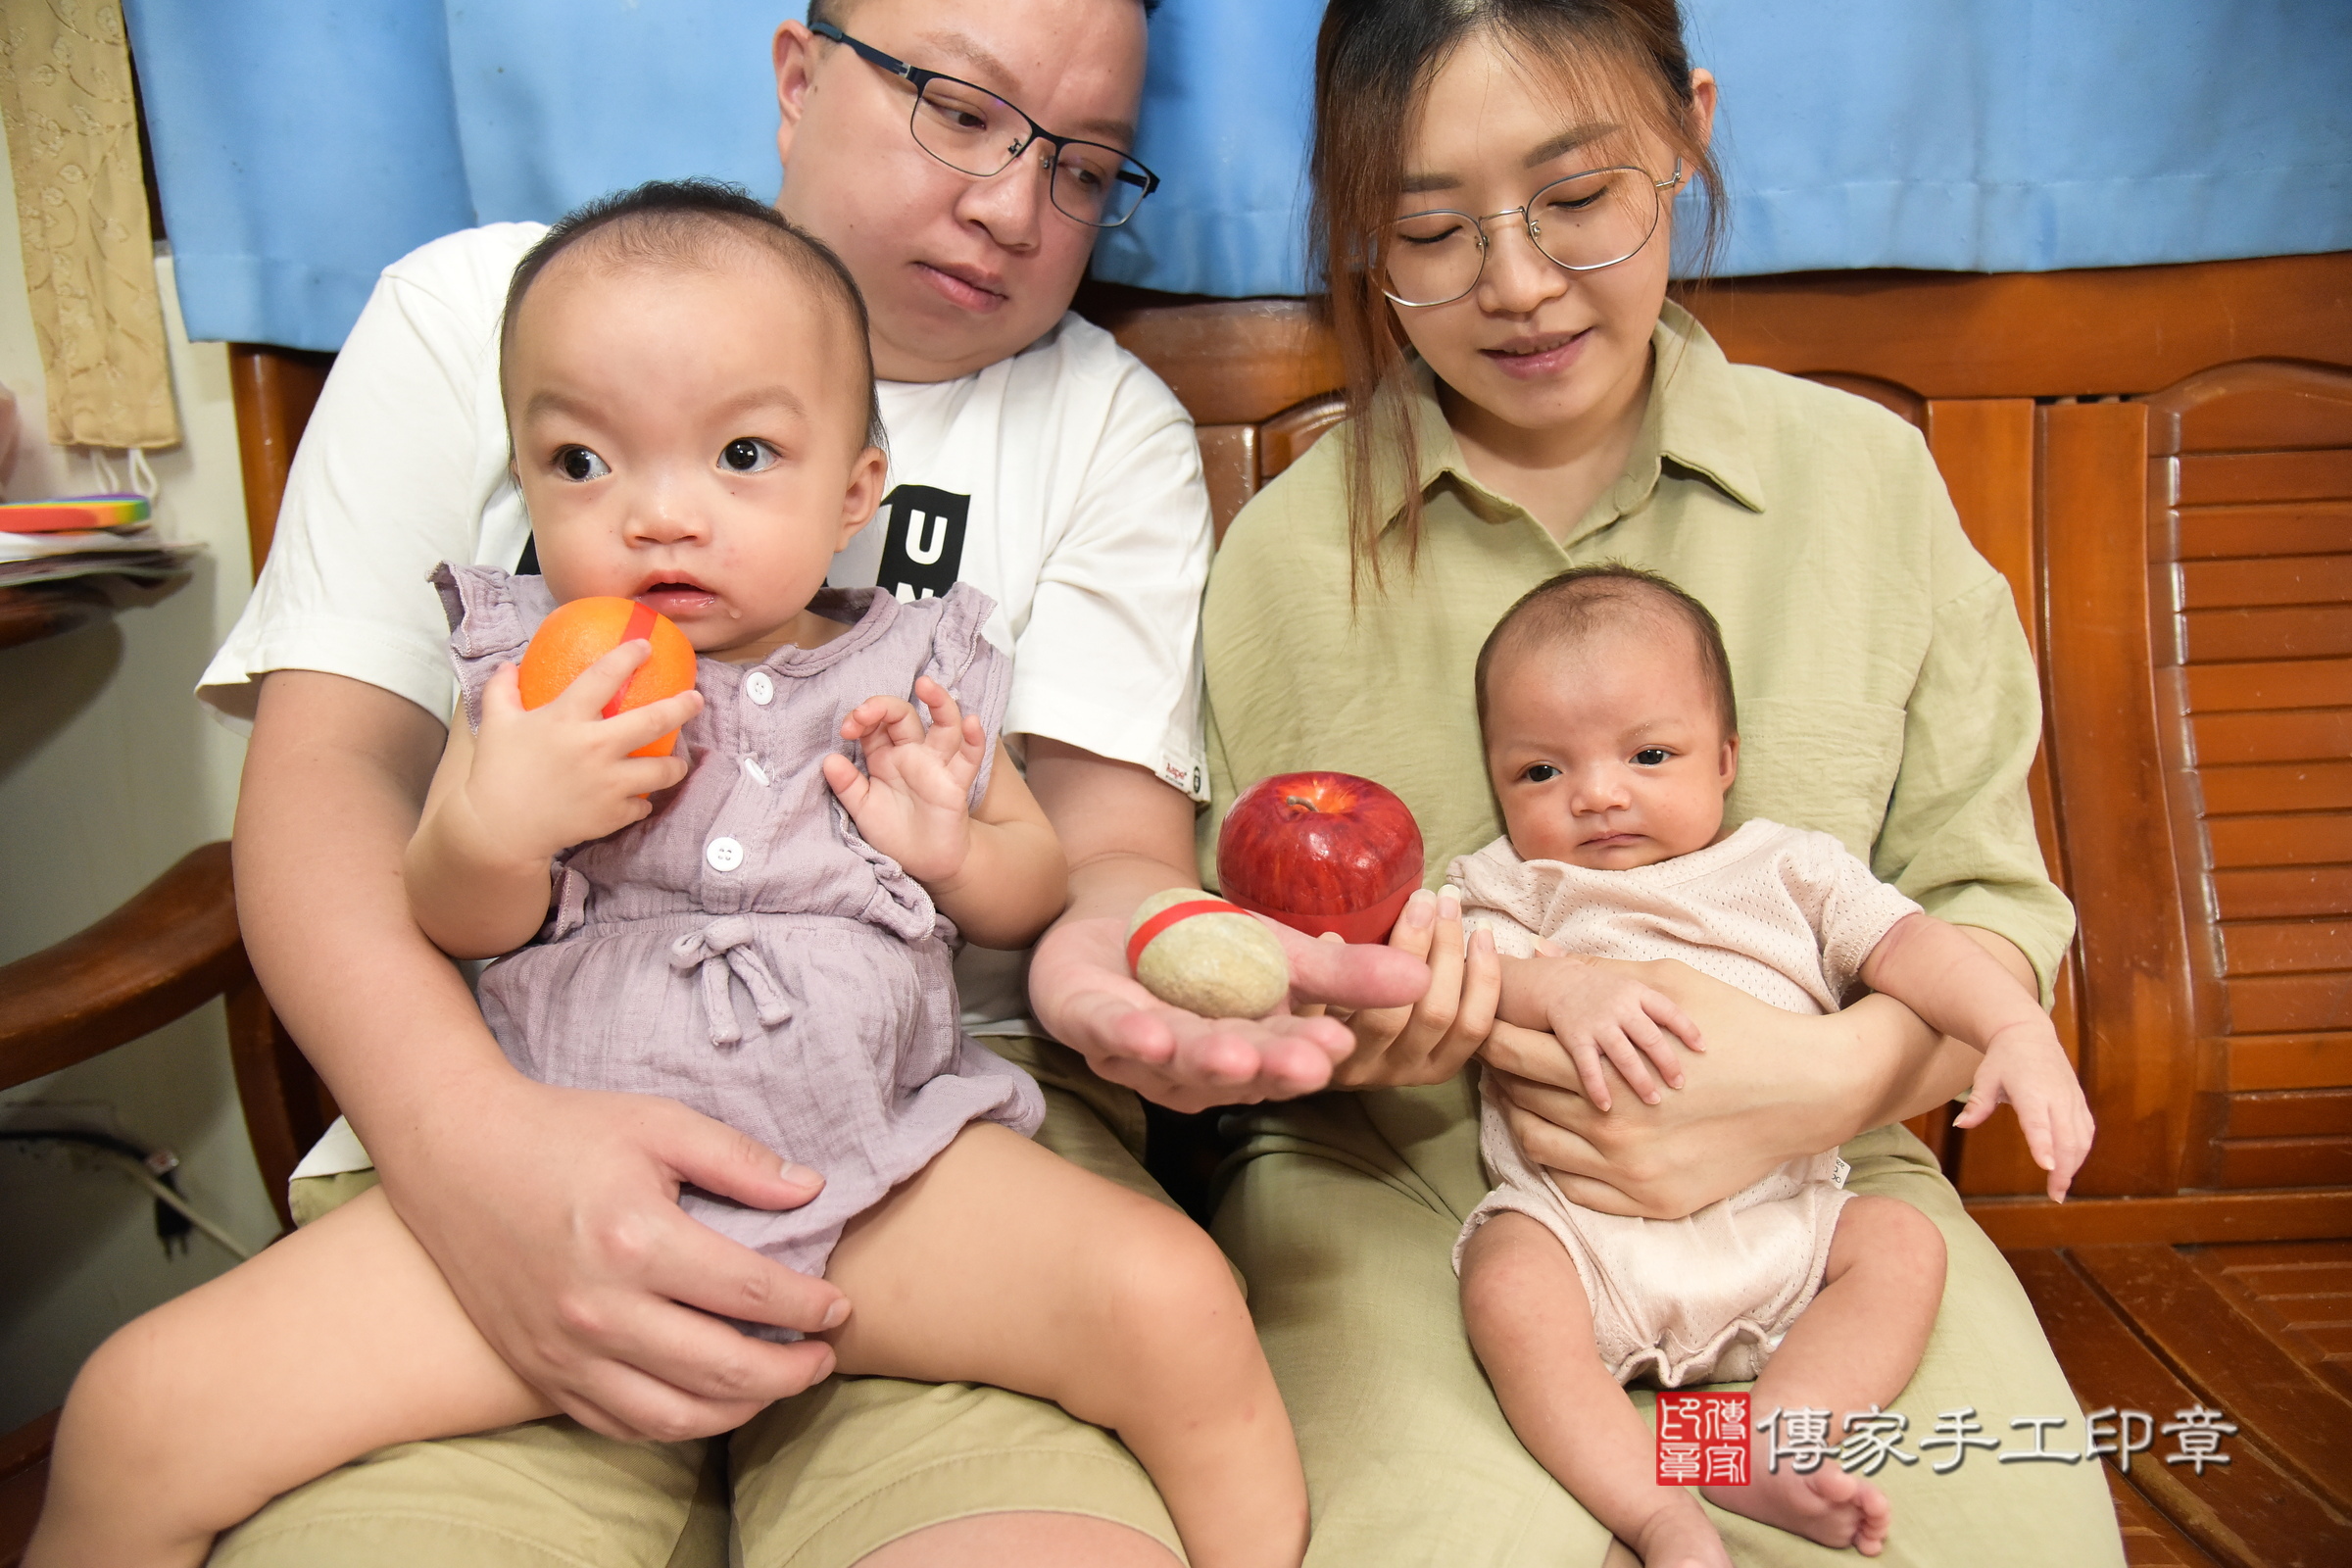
left=502, top=177, right=884, bottom=451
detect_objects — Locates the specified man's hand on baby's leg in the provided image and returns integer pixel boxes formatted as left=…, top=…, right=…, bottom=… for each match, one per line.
left=402, top=1079, right=846, bottom=1439
left=1954, top=1023, right=2095, bottom=1201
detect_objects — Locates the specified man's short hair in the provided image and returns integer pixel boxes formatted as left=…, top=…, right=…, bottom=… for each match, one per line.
left=1475, top=564, right=1739, bottom=738
left=502, top=177, right=885, bottom=450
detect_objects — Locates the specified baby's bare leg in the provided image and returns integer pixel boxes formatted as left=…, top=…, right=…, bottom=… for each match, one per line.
left=1459, top=1212, right=1729, bottom=1568
left=1699, top=1194, right=1947, bottom=1556
left=28, top=1185, right=553, bottom=1568
left=822, top=1122, right=1306, bottom=1568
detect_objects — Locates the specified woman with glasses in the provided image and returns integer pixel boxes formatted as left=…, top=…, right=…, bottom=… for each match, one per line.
left=193, top=3, right=1416, bottom=1566
left=1201, top=1, right=2126, bottom=1562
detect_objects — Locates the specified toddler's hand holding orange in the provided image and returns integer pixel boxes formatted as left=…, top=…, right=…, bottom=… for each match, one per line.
left=455, top=639, right=704, bottom=868
left=516, top=596, right=698, bottom=755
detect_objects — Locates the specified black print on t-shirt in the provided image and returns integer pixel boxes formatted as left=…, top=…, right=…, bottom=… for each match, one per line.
left=874, top=484, right=971, bottom=604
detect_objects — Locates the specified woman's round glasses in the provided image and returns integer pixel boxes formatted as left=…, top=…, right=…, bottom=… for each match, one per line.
left=1377, top=162, right=1684, bottom=308
left=812, top=22, right=1160, bottom=230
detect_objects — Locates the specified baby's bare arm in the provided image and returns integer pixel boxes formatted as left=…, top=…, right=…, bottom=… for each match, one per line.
left=1857, top=912, right=2049, bottom=1051
left=823, top=681, right=1065, bottom=950
left=928, top=744, right=1068, bottom=949
left=1493, top=951, right=1701, bottom=1112
left=404, top=714, right=558, bottom=956
left=1862, top=913, right=2094, bottom=1199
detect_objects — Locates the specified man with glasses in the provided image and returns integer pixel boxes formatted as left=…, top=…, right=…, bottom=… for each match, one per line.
left=201, top=3, right=1412, bottom=1564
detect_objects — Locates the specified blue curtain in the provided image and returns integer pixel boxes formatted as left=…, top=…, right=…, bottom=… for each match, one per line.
left=125, top=1, right=2352, bottom=353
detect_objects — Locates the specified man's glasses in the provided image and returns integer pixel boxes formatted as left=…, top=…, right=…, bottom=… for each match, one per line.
left=1377, top=162, right=1684, bottom=308
left=811, top=22, right=1160, bottom=230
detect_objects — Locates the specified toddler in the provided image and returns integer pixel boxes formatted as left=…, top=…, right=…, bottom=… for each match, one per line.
left=1450, top=565, right=2093, bottom=1568
left=31, top=181, right=1305, bottom=1568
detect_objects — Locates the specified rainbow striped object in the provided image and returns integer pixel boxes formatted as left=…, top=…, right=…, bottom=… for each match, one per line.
left=0, top=494, right=153, bottom=533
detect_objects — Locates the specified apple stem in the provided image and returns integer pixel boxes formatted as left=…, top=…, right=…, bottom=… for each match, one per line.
left=1285, top=796, right=1314, bottom=809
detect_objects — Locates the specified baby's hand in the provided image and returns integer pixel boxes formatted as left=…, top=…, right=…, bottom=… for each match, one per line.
left=1525, top=948, right=1702, bottom=1112
left=464, top=644, right=700, bottom=861
left=1953, top=1020, right=2095, bottom=1202
left=822, top=675, right=985, bottom=885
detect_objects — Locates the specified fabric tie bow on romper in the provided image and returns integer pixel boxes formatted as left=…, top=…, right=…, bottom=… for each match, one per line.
left=668, top=917, right=793, bottom=1046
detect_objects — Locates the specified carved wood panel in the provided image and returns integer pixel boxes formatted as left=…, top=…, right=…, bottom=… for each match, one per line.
left=1204, top=391, right=1347, bottom=541
left=2040, top=400, right=2205, bottom=1196
left=1924, top=397, right=2094, bottom=1196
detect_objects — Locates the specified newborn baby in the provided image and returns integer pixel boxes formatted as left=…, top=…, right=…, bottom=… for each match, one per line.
left=1449, top=564, right=2093, bottom=1568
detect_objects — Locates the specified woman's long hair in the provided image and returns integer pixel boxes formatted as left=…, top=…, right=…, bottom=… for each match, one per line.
left=1311, top=0, right=1726, bottom=598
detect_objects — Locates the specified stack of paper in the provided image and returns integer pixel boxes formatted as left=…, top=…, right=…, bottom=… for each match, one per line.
left=0, top=494, right=200, bottom=587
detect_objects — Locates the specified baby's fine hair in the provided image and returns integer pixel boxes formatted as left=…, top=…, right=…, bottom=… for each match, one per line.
left=501, top=177, right=886, bottom=451
left=1475, top=564, right=1739, bottom=737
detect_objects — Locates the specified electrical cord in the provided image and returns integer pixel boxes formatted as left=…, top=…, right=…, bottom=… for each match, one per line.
left=0, top=1128, right=257, bottom=1260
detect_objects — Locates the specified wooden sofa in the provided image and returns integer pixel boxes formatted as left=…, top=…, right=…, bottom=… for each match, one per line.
left=3, top=251, right=2346, bottom=1567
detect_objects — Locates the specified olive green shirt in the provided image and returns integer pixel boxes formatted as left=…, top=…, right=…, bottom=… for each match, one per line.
left=1201, top=303, right=2074, bottom=997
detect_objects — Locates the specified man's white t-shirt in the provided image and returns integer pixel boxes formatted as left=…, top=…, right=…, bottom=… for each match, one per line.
left=202, top=220, right=1213, bottom=1083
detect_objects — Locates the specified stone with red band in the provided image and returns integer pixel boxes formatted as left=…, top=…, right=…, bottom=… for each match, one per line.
left=1124, top=898, right=1252, bottom=972
left=1123, top=889, right=1290, bottom=1019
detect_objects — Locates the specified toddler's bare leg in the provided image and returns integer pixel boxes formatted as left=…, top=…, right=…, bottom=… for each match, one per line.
left=821, top=1122, right=1306, bottom=1568
left=1699, top=1194, right=1947, bottom=1556
left=1459, top=1213, right=1729, bottom=1568
left=28, top=1185, right=554, bottom=1568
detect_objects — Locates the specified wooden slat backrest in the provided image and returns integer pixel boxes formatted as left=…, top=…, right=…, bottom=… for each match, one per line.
left=1667, top=246, right=2347, bottom=1206
left=2145, top=363, right=2352, bottom=1193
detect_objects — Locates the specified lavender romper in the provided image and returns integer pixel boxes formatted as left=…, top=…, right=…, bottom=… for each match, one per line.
left=435, top=565, right=1046, bottom=1303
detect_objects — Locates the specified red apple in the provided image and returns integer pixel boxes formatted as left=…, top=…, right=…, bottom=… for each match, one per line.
left=1217, top=771, right=1425, bottom=944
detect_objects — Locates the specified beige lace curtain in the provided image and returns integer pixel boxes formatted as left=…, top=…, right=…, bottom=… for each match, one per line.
left=0, top=0, right=180, bottom=450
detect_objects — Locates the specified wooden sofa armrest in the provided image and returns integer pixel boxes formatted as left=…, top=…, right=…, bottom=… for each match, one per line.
left=0, top=840, right=335, bottom=1231
left=0, top=842, right=248, bottom=1091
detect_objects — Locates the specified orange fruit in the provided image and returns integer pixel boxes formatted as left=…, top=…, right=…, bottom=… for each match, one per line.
left=517, top=597, right=698, bottom=758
